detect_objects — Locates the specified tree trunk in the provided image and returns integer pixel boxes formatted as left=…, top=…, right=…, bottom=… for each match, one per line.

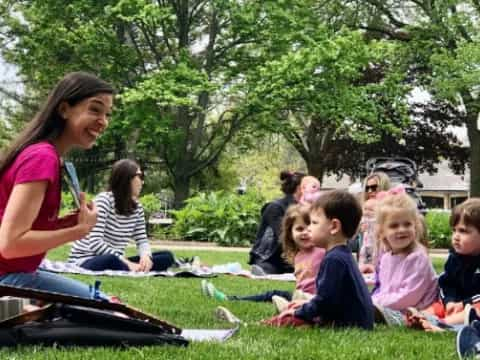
left=173, top=175, right=191, bottom=209
left=306, top=158, right=326, bottom=186
left=466, top=108, right=480, bottom=196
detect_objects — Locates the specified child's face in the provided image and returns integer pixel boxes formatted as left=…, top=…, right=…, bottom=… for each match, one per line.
left=382, top=210, right=416, bottom=253
left=303, top=178, right=320, bottom=194
left=308, top=208, right=333, bottom=248
left=452, top=220, right=480, bottom=256
left=291, top=217, right=314, bottom=251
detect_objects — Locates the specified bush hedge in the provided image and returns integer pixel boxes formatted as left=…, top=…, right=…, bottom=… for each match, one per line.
left=61, top=189, right=453, bottom=249
left=171, top=191, right=265, bottom=246
left=425, top=211, right=451, bottom=249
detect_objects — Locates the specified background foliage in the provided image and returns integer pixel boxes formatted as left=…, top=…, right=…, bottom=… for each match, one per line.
left=425, top=211, right=452, bottom=249
left=171, top=190, right=264, bottom=246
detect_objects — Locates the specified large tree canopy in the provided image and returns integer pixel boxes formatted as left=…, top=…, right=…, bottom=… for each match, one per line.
left=319, top=0, right=479, bottom=193
left=0, top=0, right=304, bottom=207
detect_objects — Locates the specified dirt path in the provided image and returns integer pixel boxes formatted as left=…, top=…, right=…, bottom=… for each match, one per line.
left=149, top=239, right=448, bottom=257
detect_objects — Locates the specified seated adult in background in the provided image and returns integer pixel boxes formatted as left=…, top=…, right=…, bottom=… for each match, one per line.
left=68, top=159, right=175, bottom=272
left=362, top=171, right=391, bottom=202
left=249, top=170, right=305, bottom=275
left=349, top=171, right=392, bottom=258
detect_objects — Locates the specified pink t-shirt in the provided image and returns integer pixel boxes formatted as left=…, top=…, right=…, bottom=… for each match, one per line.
left=0, top=142, right=61, bottom=274
left=294, top=247, right=325, bottom=294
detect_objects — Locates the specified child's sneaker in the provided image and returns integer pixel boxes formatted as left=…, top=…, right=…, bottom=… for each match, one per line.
left=465, top=304, right=480, bottom=325
left=292, top=290, right=313, bottom=301
left=272, top=295, right=289, bottom=313
left=373, top=304, right=404, bottom=326
left=191, top=256, right=201, bottom=269
left=215, top=306, right=241, bottom=324
left=251, top=265, right=266, bottom=276
left=200, top=280, right=227, bottom=301
left=457, top=322, right=480, bottom=359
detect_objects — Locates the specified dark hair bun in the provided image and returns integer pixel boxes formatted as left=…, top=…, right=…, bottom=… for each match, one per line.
left=280, top=170, right=305, bottom=195
left=280, top=170, right=292, bottom=181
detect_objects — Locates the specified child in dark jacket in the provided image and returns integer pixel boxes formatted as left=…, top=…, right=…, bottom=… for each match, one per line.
left=407, top=198, right=480, bottom=331
left=263, top=190, right=374, bottom=330
left=436, top=198, right=480, bottom=318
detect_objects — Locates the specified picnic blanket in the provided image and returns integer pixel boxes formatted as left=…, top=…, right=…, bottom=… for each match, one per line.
left=39, top=259, right=216, bottom=278
left=39, top=259, right=297, bottom=281
left=39, top=259, right=374, bottom=286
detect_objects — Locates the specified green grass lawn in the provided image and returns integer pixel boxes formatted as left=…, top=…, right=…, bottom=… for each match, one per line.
left=0, top=247, right=456, bottom=359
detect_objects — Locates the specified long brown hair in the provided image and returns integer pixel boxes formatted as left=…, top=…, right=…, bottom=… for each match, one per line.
left=108, top=159, right=139, bottom=216
left=0, top=72, right=114, bottom=176
left=281, top=204, right=311, bottom=264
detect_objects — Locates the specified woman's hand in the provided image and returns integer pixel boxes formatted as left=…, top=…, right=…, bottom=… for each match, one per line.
left=76, top=192, right=97, bottom=237
left=120, top=257, right=141, bottom=272
left=138, top=254, right=153, bottom=272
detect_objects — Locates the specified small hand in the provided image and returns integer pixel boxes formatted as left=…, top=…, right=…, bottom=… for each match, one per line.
left=138, top=254, right=153, bottom=272
left=359, top=264, right=375, bottom=274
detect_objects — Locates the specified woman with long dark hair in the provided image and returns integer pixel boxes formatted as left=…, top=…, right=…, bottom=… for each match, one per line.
left=68, top=159, right=175, bottom=271
left=0, top=72, right=114, bottom=297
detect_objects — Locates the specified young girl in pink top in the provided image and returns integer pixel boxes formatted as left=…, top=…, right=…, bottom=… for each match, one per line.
left=0, top=72, right=114, bottom=298
left=202, top=204, right=325, bottom=304
left=371, top=192, right=438, bottom=313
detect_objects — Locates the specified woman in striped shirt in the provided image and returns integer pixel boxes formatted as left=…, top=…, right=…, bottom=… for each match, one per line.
left=68, top=159, right=175, bottom=272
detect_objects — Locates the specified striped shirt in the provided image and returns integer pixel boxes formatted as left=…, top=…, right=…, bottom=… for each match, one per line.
left=68, top=191, right=151, bottom=265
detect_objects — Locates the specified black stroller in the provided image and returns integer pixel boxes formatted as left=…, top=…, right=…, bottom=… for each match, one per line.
left=365, top=157, right=427, bottom=215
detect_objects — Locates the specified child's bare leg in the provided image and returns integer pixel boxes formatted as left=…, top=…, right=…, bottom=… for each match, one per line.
left=442, top=310, right=466, bottom=325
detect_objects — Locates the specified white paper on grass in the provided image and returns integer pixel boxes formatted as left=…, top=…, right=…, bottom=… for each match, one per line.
left=181, top=326, right=239, bottom=342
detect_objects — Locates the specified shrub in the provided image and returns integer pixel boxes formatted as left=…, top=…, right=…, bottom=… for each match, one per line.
left=425, top=210, right=451, bottom=249
left=139, top=193, right=165, bottom=236
left=139, top=193, right=162, bottom=222
left=171, top=190, right=265, bottom=246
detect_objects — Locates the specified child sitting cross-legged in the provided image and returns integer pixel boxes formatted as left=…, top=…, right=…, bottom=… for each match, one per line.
left=370, top=192, right=438, bottom=325
left=262, top=190, right=374, bottom=330
left=202, top=204, right=324, bottom=312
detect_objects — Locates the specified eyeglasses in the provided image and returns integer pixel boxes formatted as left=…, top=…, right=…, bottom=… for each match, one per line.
left=365, top=184, right=378, bottom=192
left=135, top=171, right=144, bottom=181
